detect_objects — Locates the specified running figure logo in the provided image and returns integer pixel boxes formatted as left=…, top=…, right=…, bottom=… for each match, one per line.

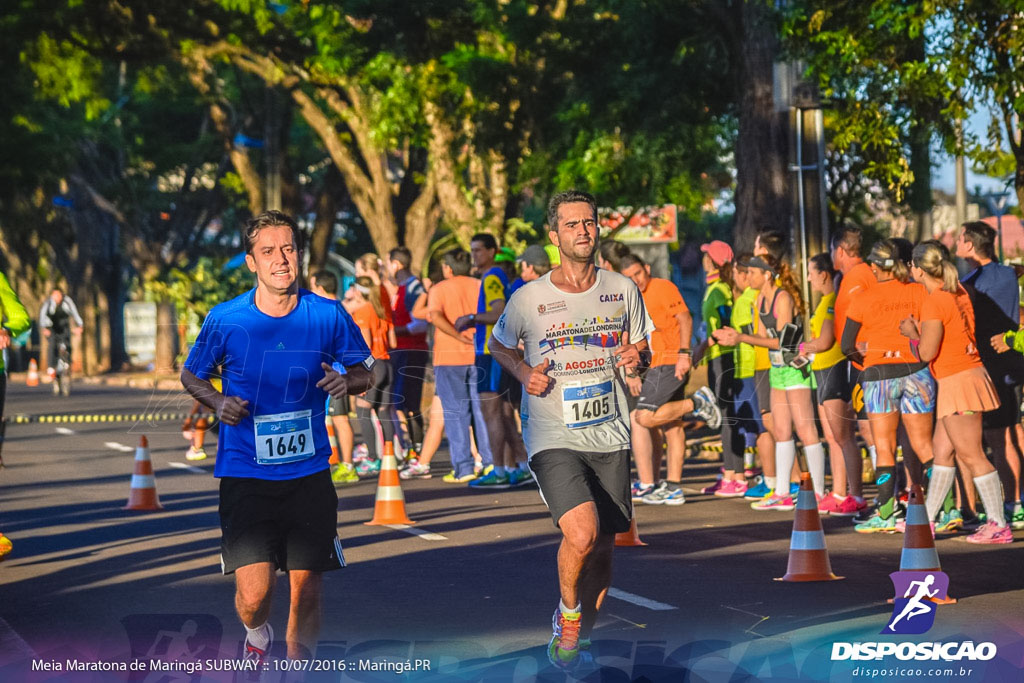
left=882, top=571, right=950, bottom=635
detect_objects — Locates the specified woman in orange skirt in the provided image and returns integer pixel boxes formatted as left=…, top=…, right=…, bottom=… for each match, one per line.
left=901, top=241, right=1010, bottom=544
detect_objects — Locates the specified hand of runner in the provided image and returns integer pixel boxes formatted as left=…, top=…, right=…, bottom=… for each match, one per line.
left=317, top=362, right=350, bottom=399
left=991, top=332, right=1010, bottom=353
left=614, top=331, right=641, bottom=369
left=899, top=315, right=920, bottom=340
left=674, top=354, right=691, bottom=380
left=523, top=357, right=555, bottom=397
left=454, top=314, right=475, bottom=332
left=0, top=330, right=10, bottom=351
left=712, top=327, right=738, bottom=346
left=216, top=395, right=250, bottom=425
left=624, top=373, right=642, bottom=397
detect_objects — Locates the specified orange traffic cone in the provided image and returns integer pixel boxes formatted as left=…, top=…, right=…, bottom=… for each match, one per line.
left=326, top=417, right=340, bottom=466
left=896, top=484, right=956, bottom=604
left=776, top=473, right=842, bottom=581
left=615, top=517, right=647, bottom=547
left=123, top=436, right=163, bottom=511
left=365, top=441, right=414, bottom=525
left=26, top=359, right=39, bottom=387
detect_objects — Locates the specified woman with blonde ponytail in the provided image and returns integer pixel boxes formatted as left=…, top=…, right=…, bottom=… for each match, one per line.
left=902, top=241, right=1009, bottom=543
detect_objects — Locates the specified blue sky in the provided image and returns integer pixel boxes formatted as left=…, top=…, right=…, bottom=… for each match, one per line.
left=932, top=105, right=1017, bottom=203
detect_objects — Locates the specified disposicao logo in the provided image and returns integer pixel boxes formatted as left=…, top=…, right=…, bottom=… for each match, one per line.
left=884, top=570, right=948, bottom=635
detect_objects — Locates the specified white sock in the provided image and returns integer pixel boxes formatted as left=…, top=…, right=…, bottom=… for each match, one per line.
left=926, top=465, right=956, bottom=522
left=640, top=481, right=655, bottom=488
left=804, top=442, right=826, bottom=496
left=775, top=441, right=797, bottom=494
left=974, top=471, right=1008, bottom=527
left=765, top=476, right=777, bottom=490
left=559, top=599, right=581, bottom=615
left=244, top=623, right=271, bottom=650
left=868, top=445, right=877, bottom=471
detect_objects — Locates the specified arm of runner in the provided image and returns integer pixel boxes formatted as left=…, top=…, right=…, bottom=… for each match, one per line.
left=317, top=362, right=373, bottom=398
left=614, top=330, right=647, bottom=369
left=433, top=311, right=474, bottom=345
left=490, top=336, right=554, bottom=397
left=840, top=318, right=865, bottom=365
left=916, top=319, right=943, bottom=363
left=472, top=298, right=505, bottom=325
left=714, top=326, right=780, bottom=350
left=674, top=308, right=693, bottom=378
left=181, top=368, right=249, bottom=425
left=802, top=318, right=835, bottom=354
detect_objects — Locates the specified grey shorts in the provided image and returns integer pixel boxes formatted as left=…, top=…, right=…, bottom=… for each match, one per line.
left=636, top=364, right=688, bottom=411
left=529, top=448, right=632, bottom=534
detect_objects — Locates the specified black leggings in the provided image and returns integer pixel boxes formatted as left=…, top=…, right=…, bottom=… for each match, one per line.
left=709, top=355, right=744, bottom=473
left=358, top=360, right=396, bottom=460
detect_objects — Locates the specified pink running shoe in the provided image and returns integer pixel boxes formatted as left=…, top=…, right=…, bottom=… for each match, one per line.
left=831, top=496, right=868, bottom=517
left=751, top=494, right=795, bottom=511
left=817, top=493, right=842, bottom=516
left=714, top=479, right=748, bottom=498
left=701, top=478, right=724, bottom=495
left=965, top=521, right=1013, bottom=544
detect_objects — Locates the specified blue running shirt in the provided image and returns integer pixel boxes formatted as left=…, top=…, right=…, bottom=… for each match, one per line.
left=184, top=289, right=371, bottom=480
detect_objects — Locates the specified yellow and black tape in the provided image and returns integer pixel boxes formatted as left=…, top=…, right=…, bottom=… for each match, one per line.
left=4, top=412, right=191, bottom=425
left=695, top=442, right=758, bottom=454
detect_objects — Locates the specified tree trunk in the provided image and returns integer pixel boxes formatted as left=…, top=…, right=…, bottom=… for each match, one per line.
left=308, top=180, right=337, bottom=275
left=907, top=121, right=932, bottom=243
left=733, top=0, right=790, bottom=250
left=154, top=301, right=177, bottom=374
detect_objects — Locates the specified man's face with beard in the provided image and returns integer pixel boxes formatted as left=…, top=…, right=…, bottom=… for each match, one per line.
left=550, top=202, right=598, bottom=263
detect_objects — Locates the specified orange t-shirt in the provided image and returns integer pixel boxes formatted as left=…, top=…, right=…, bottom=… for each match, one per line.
left=921, top=285, right=982, bottom=379
left=846, top=279, right=926, bottom=368
left=642, top=278, right=690, bottom=367
left=835, top=261, right=875, bottom=347
left=351, top=302, right=392, bottom=360
left=427, top=276, right=480, bottom=367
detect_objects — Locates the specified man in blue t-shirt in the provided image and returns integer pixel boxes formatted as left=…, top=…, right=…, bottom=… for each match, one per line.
left=957, top=221, right=1024, bottom=527
left=181, top=211, right=372, bottom=666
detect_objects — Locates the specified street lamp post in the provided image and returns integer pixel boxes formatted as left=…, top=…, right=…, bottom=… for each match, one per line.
left=983, top=191, right=1010, bottom=262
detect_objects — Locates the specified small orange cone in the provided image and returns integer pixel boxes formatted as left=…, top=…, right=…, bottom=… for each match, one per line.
left=326, top=417, right=340, bottom=466
left=776, top=473, right=842, bottom=581
left=365, top=441, right=414, bottom=525
left=897, top=484, right=956, bottom=604
left=615, top=516, right=647, bottom=547
left=123, top=436, right=163, bottom=511
left=26, top=359, right=39, bottom=387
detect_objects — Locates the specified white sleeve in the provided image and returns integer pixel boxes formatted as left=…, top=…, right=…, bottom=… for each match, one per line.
left=626, top=281, right=651, bottom=344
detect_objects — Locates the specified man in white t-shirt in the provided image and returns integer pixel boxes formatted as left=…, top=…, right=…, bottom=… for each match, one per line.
left=489, top=190, right=650, bottom=672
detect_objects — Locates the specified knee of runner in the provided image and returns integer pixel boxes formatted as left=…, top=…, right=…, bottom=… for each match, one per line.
left=635, top=409, right=655, bottom=428
left=561, top=521, right=600, bottom=554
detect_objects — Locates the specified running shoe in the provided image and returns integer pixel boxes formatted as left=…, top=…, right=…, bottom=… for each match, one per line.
left=548, top=608, right=582, bottom=671
left=632, top=481, right=657, bottom=501
left=831, top=496, right=868, bottom=517
left=642, top=481, right=686, bottom=505
left=185, top=446, right=208, bottom=461
left=242, top=623, right=273, bottom=681
left=744, top=480, right=772, bottom=499
left=0, top=533, right=11, bottom=560
left=399, top=459, right=432, bottom=480
left=965, top=521, right=1013, bottom=544
left=442, top=470, right=477, bottom=483
left=469, top=471, right=511, bottom=489
left=700, top=476, right=724, bottom=495
left=789, top=482, right=800, bottom=496
left=935, top=509, right=963, bottom=533
left=854, top=513, right=898, bottom=534
left=714, top=479, right=748, bottom=498
left=690, top=386, right=722, bottom=430
left=817, top=492, right=843, bottom=516
left=507, top=468, right=534, bottom=487
left=353, top=443, right=369, bottom=464
left=1005, top=502, right=1024, bottom=530
left=355, top=458, right=380, bottom=477
left=961, top=512, right=985, bottom=531
left=751, top=493, right=795, bottom=511
left=332, top=462, right=360, bottom=485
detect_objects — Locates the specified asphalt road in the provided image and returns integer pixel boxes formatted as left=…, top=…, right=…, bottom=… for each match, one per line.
left=1, top=381, right=1022, bottom=682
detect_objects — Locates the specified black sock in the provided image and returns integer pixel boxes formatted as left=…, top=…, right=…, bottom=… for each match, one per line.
left=876, top=466, right=896, bottom=518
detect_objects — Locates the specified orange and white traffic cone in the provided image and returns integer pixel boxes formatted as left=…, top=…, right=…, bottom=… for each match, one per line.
left=615, top=517, right=648, bottom=547
left=777, top=473, right=842, bottom=581
left=326, top=417, right=340, bottom=466
left=365, top=441, right=414, bottom=525
left=26, top=359, right=39, bottom=387
left=123, top=436, right=163, bottom=511
left=896, top=484, right=955, bottom=604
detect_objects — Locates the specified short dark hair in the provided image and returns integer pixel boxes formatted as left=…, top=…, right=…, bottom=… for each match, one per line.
left=389, top=246, right=413, bottom=270
left=960, top=221, right=997, bottom=260
left=547, top=190, right=597, bottom=230
left=470, top=233, right=498, bottom=251
left=831, top=225, right=863, bottom=257
left=618, top=253, right=645, bottom=271
left=443, top=249, right=472, bottom=276
left=598, top=240, right=631, bottom=272
left=310, top=270, right=338, bottom=295
left=244, top=210, right=303, bottom=254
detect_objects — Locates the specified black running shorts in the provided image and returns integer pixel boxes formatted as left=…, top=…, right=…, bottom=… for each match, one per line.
left=219, top=469, right=344, bottom=574
left=815, top=361, right=852, bottom=403
left=983, top=382, right=1022, bottom=430
left=390, top=348, right=429, bottom=414
left=529, top=449, right=632, bottom=534
left=754, top=369, right=771, bottom=415
left=636, top=364, right=688, bottom=412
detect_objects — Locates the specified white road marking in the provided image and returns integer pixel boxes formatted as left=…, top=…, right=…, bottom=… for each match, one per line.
left=608, top=588, right=678, bottom=611
left=384, top=524, right=448, bottom=541
left=168, top=461, right=206, bottom=474
left=104, top=442, right=135, bottom=452
left=55, top=427, right=75, bottom=435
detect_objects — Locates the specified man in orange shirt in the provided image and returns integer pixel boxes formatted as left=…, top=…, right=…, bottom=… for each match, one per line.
left=427, top=250, right=496, bottom=481
left=621, top=254, right=694, bottom=505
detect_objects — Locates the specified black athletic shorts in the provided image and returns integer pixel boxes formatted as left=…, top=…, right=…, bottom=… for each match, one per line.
left=815, top=361, right=852, bottom=403
left=636, top=365, right=688, bottom=412
left=219, top=469, right=344, bottom=574
left=754, top=369, right=771, bottom=415
left=390, top=349, right=429, bottom=414
left=529, top=448, right=632, bottom=534
left=848, top=364, right=869, bottom=421
left=498, top=367, right=523, bottom=408
left=983, top=382, right=1023, bottom=430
